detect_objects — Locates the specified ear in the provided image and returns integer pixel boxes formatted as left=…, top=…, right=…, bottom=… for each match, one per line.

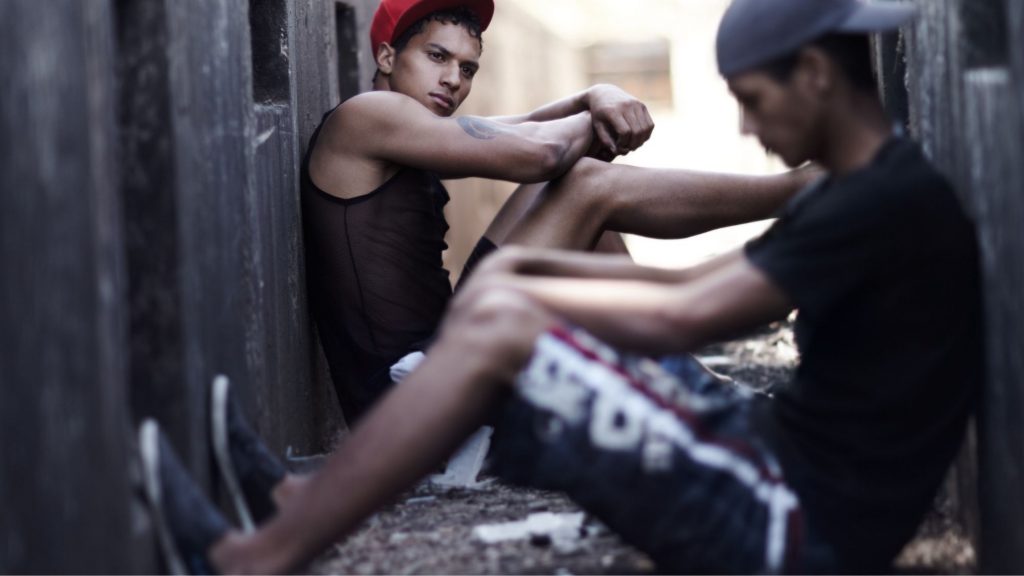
left=796, top=46, right=834, bottom=95
left=376, top=42, right=397, bottom=75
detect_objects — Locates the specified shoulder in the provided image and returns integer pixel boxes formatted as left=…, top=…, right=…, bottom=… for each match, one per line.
left=338, top=90, right=420, bottom=111
left=329, top=91, right=432, bottom=132
left=841, top=138, right=975, bottom=246
left=878, top=138, right=965, bottom=222
left=315, top=91, right=431, bottom=161
left=869, top=138, right=952, bottom=197
left=310, top=93, right=431, bottom=196
left=826, top=138, right=953, bottom=218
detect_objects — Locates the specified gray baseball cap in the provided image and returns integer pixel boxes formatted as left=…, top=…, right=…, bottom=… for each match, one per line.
left=716, top=0, right=917, bottom=78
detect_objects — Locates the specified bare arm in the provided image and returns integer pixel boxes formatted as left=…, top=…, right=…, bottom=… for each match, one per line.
left=456, top=251, right=792, bottom=356
left=477, top=245, right=747, bottom=285
left=491, top=90, right=589, bottom=125
left=494, top=84, right=655, bottom=156
left=593, top=163, right=820, bottom=239
left=321, top=91, right=594, bottom=190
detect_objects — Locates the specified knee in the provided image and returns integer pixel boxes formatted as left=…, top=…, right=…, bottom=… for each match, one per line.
left=553, top=158, right=616, bottom=215
left=459, top=287, right=552, bottom=348
left=561, top=157, right=609, bottom=189
left=442, top=287, right=555, bottom=377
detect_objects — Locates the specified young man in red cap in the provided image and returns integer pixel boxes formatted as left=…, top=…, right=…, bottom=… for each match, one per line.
left=140, top=0, right=980, bottom=572
left=301, top=0, right=816, bottom=424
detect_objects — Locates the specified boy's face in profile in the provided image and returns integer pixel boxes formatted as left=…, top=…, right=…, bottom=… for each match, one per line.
left=727, top=59, right=825, bottom=168
left=382, top=20, right=482, bottom=117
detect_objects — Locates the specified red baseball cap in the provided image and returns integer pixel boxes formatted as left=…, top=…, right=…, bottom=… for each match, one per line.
left=370, top=0, right=494, bottom=54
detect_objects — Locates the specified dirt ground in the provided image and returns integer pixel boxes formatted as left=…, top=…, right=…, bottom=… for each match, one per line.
left=310, top=321, right=976, bottom=575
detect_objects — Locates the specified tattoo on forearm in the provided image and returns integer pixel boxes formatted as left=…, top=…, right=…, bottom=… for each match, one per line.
left=457, top=116, right=508, bottom=140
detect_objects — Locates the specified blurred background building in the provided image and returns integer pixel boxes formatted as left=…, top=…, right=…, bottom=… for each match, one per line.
left=445, top=0, right=785, bottom=280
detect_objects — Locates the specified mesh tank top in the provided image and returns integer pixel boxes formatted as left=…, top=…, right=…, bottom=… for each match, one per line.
left=302, top=112, right=452, bottom=419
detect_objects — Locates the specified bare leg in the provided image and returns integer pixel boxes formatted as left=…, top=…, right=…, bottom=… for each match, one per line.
left=483, top=181, right=630, bottom=255
left=482, top=182, right=547, bottom=246
left=209, top=288, right=558, bottom=574
left=498, top=158, right=811, bottom=250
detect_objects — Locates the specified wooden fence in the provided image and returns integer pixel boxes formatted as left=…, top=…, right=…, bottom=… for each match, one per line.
left=2, top=0, right=375, bottom=571
left=875, top=0, right=1024, bottom=572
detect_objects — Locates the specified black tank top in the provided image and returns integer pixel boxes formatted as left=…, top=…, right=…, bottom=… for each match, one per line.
left=302, top=111, right=452, bottom=419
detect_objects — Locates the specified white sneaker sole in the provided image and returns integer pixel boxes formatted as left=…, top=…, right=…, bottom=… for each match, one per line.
left=139, top=419, right=188, bottom=575
left=211, top=374, right=256, bottom=533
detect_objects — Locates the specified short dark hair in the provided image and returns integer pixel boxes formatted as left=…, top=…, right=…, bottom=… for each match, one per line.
left=392, top=7, right=484, bottom=53
left=756, top=33, right=877, bottom=93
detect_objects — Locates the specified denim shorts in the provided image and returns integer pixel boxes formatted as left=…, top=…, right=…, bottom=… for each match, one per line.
left=489, top=327, right=808, bottom=574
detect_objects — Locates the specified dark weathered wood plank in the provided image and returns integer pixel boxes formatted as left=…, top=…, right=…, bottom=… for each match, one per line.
left=872, top=29, right=910, bottom=129
left=0, top=0, right=151, bottom=571
left=117, top=0, right=194, bottom=453
left=287, top=0, right=380, bottom=437
left=249, top=102, right=345, bottom=454
left=905, top=0, right=968, bottom=197
left=901, top=2, right=983, bottom=543
left=293, top=0, right=342, bottom=151
left=116, top=0, right=257, bottom=477
left=242, top=1, right=349, bottom=453
left=963, top=67, right=1024, bottom=575
left=1010, top=1, right=1024, bottom=117
left=293, top=0, right=378, bottom=152
left=164, top=0, right=254, bottom=460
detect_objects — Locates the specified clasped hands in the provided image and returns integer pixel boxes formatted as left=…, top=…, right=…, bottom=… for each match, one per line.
left=585, top=84, right=655, bottom=161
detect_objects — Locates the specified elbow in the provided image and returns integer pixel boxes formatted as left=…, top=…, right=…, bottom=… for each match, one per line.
left=519, top=139, right=568, bottom=183
left=540, top=139, right=570, bottom=178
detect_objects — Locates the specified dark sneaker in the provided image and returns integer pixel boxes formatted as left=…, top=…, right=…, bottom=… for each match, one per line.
left=210, top=375, right=286, bottom=530
left=138, top=419, right=229, bottom=575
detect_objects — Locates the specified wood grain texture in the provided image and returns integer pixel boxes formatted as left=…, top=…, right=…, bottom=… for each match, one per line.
left=0, top=0, right=151, bottom=571
left=963, top=67, right=1024, bottom=575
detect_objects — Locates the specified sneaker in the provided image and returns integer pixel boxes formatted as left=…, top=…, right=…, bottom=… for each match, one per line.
left=210, top=375, right=286, bottom=531
left=138, top=419, right=229, bottom=575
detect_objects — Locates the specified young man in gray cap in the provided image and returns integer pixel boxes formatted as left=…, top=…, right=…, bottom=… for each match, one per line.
left=144, top=0, right=980, bottom=572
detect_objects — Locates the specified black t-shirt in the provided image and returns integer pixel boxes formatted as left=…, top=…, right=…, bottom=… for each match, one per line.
left=746, top=137, right=982, bottom=571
